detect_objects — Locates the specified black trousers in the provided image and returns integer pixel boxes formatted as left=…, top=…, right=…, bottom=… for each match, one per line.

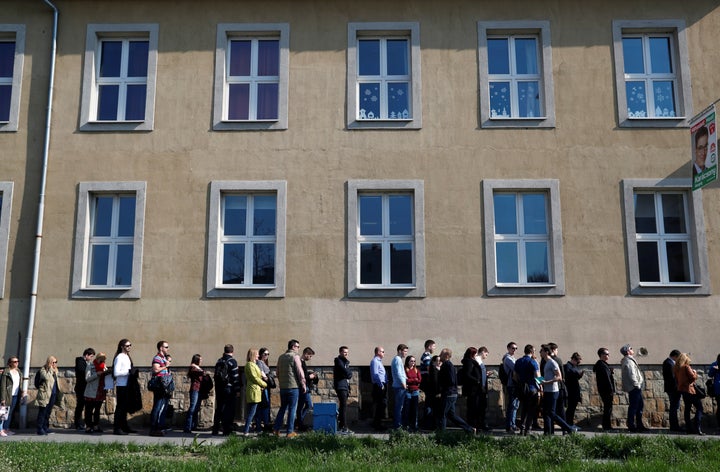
left=336, top=389, right=349, bottom=429
left=371, top=384, right=387, bottom=427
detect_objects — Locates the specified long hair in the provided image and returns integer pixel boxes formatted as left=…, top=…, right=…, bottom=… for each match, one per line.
left=246, top=348, right=259, bottom=363
left=191, top=354, right=202, bottom=365
left=44, top=355, right=57, bottom=373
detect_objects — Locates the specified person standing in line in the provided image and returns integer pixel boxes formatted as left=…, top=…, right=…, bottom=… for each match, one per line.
left=243, top=348, right=268, bottom=435
left=674, top=353, right=704, bottom=435
left=539, top=346, right=579, bottom=435
left=420, top=340, right=435, bottom=374
left=254, top=347, right=273, bottom=433
left=564, top=352, right=584, bottom=426
left=296, top=347, right=316, bottom=432
left=149, top=341, right=172, bottom=437
left=707, top=354, right=720, bottom=433
left=403, top=355, right=422, bottom=432
left=84, top=352, right=111, bottom=433
left=113, top=339, right=135, bottom=435
left=461, top=347, right=481, bottom=429
left=36, top=356, right=58, bottom=436
left=333, top=346, right=353, bottom=434
left=514, top=345, right=540, bottom=436
left=74, top=348, right=95, bottom=430
left=183, top=354, right=204, bottom=433
left=273, top=339, right=306, bottom=438
left=547, top=343, right=566, bottom=422
left=502, top=342, right=519, bottom=433
left=212, top=344, right=242, bottom=436
left=620, top=344, right=648, bottom=432
left=476, top=346, right=491, bottom=431
left=663, top=349, right=681, bottom=432
left=438, top=348, right=475, bottom=434
left=593, top=347, right=616, bottom=431
left=391, top=344, right=408, bottom=430
left=420, top=355, right=442, bottom=430
left=370, top=346, right=387, bottom=432
left=0, top=356, right=24, bottom=436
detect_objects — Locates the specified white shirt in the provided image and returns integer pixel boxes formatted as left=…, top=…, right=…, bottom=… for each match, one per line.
left=113, top=353, right=131, bottom=387
left=10, top=369, right=20, bottom=395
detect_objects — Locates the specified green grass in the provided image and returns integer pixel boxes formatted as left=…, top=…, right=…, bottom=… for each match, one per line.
left=2, top=432, right=720, bottom=471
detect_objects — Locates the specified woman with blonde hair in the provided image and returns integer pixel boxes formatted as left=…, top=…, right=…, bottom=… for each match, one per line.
left=243, top=348, right=267, bottom=435
left=674, top=352, right=704, bottom=435
left=36, top=356, right=59, bottom=435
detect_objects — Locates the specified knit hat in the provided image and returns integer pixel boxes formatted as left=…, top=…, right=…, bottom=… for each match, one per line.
left=620, top=344, right=631, bottom=356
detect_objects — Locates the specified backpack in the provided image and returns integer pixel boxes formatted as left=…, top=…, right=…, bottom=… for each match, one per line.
left=498, top=355, right=509, bottom=386
left=214, top=357, right=230, bottom=387
left=34, top=369, right=43, bottom=389
left=199, top=373, right=214, bottom=400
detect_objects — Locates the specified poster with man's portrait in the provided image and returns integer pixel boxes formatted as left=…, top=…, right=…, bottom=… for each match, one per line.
left=691, top=105, right=717, bottom=191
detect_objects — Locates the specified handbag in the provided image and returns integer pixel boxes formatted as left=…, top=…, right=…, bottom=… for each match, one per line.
left=265, top=375, right=276, bottom=389
left=0, top=405, right=8, bottom=421
left=694, top=382, right=707, bottom=399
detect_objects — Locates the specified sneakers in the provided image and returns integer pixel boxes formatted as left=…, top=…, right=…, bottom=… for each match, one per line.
left=339, top=427, right=354, bottom=434
left=286, top=432, right=298, bottom=438
left=0, top=431, right=7, bottom=437
left=149, top=430, right=165, bottom=437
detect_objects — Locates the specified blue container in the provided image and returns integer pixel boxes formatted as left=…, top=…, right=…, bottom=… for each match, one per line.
left=313, top=402, right=338, bottom=434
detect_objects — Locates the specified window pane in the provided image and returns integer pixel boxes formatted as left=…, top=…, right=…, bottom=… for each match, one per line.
left=252, top=243, right=275, bottom=284
left=125, top=84, right=146, bottom=120
left=386, top=39, right=408, bottom=76
left=127, top=41, right=149, bottom=77
left=626, top=81, right=647, bottom=118
left=496, top=242, right=518, bottom=283
left=387, top=82, right=410, bottom=119
left=228, top=83, right=250, bottom=120
left=229, top=40, right=251, bottom=76
left=89, top=244, right=110, bottom=285
left=97, top=85, right=119, bottom=120
left=360, top=243, right=382, bottom=284
left=649, top=37, right=672, bottom=74
left=253, top=195, right=276, bottom=236
left=257, top=83, right=279, bottom=120
left=514, top=38, right=538, bottom=75
left=637, top=241, right=660, bottom=282
left=99, top=41, right=122, bottom=77
left=117, top=196, right=136, bottom=237
left=115, top=244, right=134, bottom=285
left=222, top=243, right=245, bottom=284
left=494, top=194, right=517, bottom=234
left=0, top=42, right=15, bottom=77
left=390, top=242, right=413, bottom=284
left=92, top=197, right=114, bottom=237
left=652, top=80, right=675, bottom=117
left=523, top=194, right=547, bottom=235
left=622, top=37, right=644, bottom=74
left=359, top=83, right=380, bottom=119
left=487, top=38, right=509, bottom=74
left=389, top=195, right=412, bottom=235
left=489, top=82, right=510, bottom=118
left=0, top=85, right=11, bottom=122
left=661, top=194, right=686, bottom=234
left=359, top=195, right=382, bottom=235
left=526, top=241, right=549, bottom=283
left=358, top=39, right=380, bottom=76
left=223, top=195, right=247, bottom=236
left=257, top=40, right=279, bottom=76
left=517, top=81, right=540, bottom=118
left=634, top=194, right=656, bottom=233
left=666, top=241, right=691, bottom=282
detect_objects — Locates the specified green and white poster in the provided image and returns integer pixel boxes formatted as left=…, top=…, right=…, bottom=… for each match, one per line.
left=691, top=105, right=717, bottom=191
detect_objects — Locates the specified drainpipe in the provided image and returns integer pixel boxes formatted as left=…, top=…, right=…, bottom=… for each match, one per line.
left=20, top=0, right=57, bottom=429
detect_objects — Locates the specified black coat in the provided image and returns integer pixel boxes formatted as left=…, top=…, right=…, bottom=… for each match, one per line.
left=461, top=357, right=482, bottom=397
left=333, top=356, right=352, bottom=392
left=564, top=361, right=584, bottom=403
left=593, top=360, right=615, bottom=396
left=662, top=358, right=677, bottom=394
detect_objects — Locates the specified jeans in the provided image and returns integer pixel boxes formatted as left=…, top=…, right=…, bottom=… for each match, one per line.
left=682, top=392, right=704, bottom=433
left=336, top=389, right=349, bottom=429
left=150, top=390, right=168, bottom=431
left=185, top=390, right=200, bottom=432
left=254, top=389, right=271, bottom=431
left=668, top=391, right=681, bottom=430
left=274, top=388, right=300, bottom=434
left=440, top=394, right=473, bottom=433
left=542, top=391, right=574, bottom=434
left=403, top=391, right=419, bottom=431
left=519, top=389, right=538, bottom=433
left=244, top=402, right=259, bottom=433
left=114, top=385, right=130, bottom=432
left=0, top=394, right=18, bottom=431
left=297, top=390, right=313, bottom=429
left=627, top=387, right=644, bottom=430
left=392, top=387, right=406, bottom=429
left=504, top=385, right=519, bottom=430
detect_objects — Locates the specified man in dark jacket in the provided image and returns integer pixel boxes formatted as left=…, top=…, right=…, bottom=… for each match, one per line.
left=74, top=348, right=95, bottom=430
left=663, top=349, right=681, bottom=432
left=593, top=347, right=616, bottom=431
left=564, top=352, right=584, bottom=426
left=212, top=344, right=242, bottom=436
left=333, top=346, right=352, bottom=433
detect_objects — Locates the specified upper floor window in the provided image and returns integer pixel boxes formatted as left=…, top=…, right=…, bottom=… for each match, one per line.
left=483, top=179, right=565, bottom=296
left=80, top=24, right=158, bottom=131
left=213, top=24, right=289, bottom=131
left=72, top=182, right=147, bottom=299
left=622, top=179, right=709, bottom=295
left=612, top=20, right=692, bottom=128
left=347, top=22, right=422, bottom=130
left=478, top=21, right=555, bottom=128
left=207, top=181, right=286, bottom=298
left=0, top=25, right=25, bottom=132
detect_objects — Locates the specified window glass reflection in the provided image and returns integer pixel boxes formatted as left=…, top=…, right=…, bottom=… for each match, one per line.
left=223, top=243, right=245, bottom=284
left=359, top=196, right=382, bottom=235
left=496, top=242, right=518, bottom=283
left=494, top=194, right=517, bottom=234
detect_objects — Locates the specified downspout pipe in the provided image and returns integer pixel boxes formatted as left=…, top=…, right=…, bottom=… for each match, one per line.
left=20, top=0, right=58, bottom=429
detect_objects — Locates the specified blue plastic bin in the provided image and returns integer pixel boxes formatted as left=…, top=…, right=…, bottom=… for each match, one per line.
left=313, top=402, right=338, bottom=434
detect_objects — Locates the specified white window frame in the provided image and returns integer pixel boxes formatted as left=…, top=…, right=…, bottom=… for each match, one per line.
left=347, top=22, right=422, bottom=130
left=72, top=182, right=146, bottom=299
left=612, top=20, right=692, bottom=128
left=0, top=182, right=14, bottom=298
left=622, top=179, right=709, bottom=296
left=478, top=21, right=555, bottom=128
left=213, top=23, right=289, bottom=131
left=0, top=25, right=25, bottom=132
left=80, top=24, right=159, bottom=132
left=207, top=181, right=286, bottom=298
left=483, top=179, right=565, bottom=296
left=347, top=180, right=425, bottom=298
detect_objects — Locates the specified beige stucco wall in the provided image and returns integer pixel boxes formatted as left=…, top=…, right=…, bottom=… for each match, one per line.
left=1, top=0, right=720, bottom=369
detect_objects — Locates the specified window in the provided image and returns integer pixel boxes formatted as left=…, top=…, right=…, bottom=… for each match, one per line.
left=207, top=181, right=286, bottom=298
left=72, top=182, right=146, bottom=298
left=80, top=24, right=158, bottom=131
left=0, top=25, right=25, bottom=132
left=0, top=182, right=14, bottom=298
left=483, top=180, right=565, bottom=296
left=612, top=20, right=692, bottom=127
left=347, top=180, right=425, bottom=297
left=622, top=179, right=709, bottom=295
left=347, top=22, right=422, bottom=129
left=213, top=24, right=289, bottom=131
left=478, top=21, right=555, bottom=128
